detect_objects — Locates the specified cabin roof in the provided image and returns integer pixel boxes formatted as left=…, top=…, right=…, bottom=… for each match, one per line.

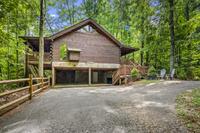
left=21, top=19, right=138, bottom=55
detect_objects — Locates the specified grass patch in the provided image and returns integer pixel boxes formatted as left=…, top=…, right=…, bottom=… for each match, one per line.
left=176, top=88, right=200, bottom=132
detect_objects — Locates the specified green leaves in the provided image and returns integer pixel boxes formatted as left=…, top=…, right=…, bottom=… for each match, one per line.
left=59, top=43, right=67, bottom=61
left=0, top=0, right=38, bottom=80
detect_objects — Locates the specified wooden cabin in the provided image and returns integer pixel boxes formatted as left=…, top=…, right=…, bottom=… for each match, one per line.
left=22, top=19, right=138, bottom=86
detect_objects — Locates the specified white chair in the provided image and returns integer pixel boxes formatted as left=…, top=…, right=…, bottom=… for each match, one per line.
left=157, top=69, right=166, bottom=79
left=166, top=69, right=175, bottom=80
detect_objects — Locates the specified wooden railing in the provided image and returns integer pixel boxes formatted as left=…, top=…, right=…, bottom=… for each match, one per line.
left=120, top=59, right=148, bottom=75
left=0, top=75, right=50, bottom=116
left=112, top=65, right=133, bottom=85
left=29, top=52, right=51, bottom=62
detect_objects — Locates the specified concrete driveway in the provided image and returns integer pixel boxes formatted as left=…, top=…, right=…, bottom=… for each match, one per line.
left=0, top=81, right=200, bottom=133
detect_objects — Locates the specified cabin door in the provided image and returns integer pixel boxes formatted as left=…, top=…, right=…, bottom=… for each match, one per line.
left=92, top=72, right=98, bottom=83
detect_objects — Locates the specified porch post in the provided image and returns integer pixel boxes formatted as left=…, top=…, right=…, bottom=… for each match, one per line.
left=25, top=46, right=29, bottom=78
left=52, top=66, right=55, bottom=87
left=89, top=67, right=91, bottom=85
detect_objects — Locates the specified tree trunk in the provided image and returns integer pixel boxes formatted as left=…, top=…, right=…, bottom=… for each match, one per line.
left=15, top=10, right=19, bottom=79
left=185, top=0, right=192, bottom=79
left=140, top=23, right=144, bottom=66
left=169, top=0, right=175, bottom=73
left=145, top=51, right=149, bottom=66
left=39, top=0, right=45, bottom=77
left=140, top=41, right=144, bottom=66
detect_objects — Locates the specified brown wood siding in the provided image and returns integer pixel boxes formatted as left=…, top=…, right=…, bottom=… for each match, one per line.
left=69, top=52, right=80, bottom=61
left=52, top=31, right=120, bottom=64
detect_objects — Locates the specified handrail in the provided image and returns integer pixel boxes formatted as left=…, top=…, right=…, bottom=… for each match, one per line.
left=112, top=65, right=133, bottom=85
left=0, top=75, right=50, bottom=116
left=0, top=78, right=29, bottom=84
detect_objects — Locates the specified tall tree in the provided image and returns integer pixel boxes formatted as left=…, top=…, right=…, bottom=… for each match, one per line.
left=39, top=0, right=45, bottom=77
left=169, top=0, right=175, bottom=73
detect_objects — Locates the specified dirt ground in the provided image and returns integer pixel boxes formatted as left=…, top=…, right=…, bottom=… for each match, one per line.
left=0, top=80, right=200, bottom=133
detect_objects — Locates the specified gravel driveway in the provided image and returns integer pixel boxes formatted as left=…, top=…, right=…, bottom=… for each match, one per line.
left=0, top=81, right=200, bottom=133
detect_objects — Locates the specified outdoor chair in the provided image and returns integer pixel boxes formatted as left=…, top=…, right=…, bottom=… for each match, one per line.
left=166, top=69, right=175, bottom=80
left=157, top=69, right=166, bottom=79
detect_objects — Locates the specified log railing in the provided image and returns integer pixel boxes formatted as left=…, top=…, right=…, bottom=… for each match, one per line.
left=0, top=75, right=50, bottom=116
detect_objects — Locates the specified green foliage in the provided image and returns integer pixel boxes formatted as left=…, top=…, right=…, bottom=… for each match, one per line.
left=147, top=66, right=157, bottom=77
left=47, top=0, right=200, bottom=80
left=192, top=67, right=200, bottom=80
left=131, top=68, right=140, bottom=79
left=0, top=0, right=39, bottom=81
left=176, top=88, right=200, bottom=132
left=0, top=0, right=199, bottom=81
left=177, top=68, right=187, bottom=80
left=60, top=43, right=67, bottom=60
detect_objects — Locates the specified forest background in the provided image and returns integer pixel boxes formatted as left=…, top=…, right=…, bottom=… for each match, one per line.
left=0, top=0, right=199, bottom=80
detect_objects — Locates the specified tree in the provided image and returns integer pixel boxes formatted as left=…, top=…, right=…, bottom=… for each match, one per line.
left=39, top=0, right=45, bottom=77
left=0, top=0, right=199, bottom=81
left=168, top=0, right=175, bottom=73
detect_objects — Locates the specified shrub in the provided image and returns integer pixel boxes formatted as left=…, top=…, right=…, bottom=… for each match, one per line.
left=147, top=66, right=157, bottom=78
left=131, top=68, right=140, bottom=79
left=177, top=68, right=187, bottom=80
left=60, top=43, right=67, bottom=60
left=192, top=67, right=200, bottom=80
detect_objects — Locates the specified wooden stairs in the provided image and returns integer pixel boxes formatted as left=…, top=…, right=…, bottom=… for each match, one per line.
left=112, top=65, right=132, bottom=85
left=112, top=61, right=148, bottom=85
left=28, top=65, right=39, bottom=77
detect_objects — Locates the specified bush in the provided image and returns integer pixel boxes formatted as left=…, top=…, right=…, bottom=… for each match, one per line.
left=131, top=68, right=140, bottom=79
left=192, top=67, right=200, bottom=80
left=147, top=66, right=157, bottom=79
left=177, top=68, right=187, bottom=80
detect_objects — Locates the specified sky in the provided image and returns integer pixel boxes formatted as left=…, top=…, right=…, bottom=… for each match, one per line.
left=46, top=0, right=161, bottom=33
left=48, top=0, right=83, bottom=18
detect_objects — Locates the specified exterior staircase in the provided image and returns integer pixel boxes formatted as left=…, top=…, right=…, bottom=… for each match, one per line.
left=112, top=65, right=133, bottom=85
left=112, top=60, right=148, bottom=85
left=28, top=65, right=39, bottom=77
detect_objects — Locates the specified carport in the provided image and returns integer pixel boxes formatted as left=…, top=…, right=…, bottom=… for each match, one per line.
left=54, top=67, right=114, bottom=85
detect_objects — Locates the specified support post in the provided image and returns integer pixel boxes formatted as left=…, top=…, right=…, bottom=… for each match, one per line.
left=125, top=77, right=128, bottom=85
left=48, top=77, right=50, bottom=88
left=25, top=46, right=29, bottom=78
left=41, top=76, right=44, bottom=89
left=89, top=67, right=91, bottom=86
left=29, top=74, right=33, bottom=100
left=52, top=67, right=55, bottom=87
left=119, top=78, right=121, bottom=85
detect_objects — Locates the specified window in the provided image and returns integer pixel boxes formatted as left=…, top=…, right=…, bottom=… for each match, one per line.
left=78, top=25, right=95, bottom=33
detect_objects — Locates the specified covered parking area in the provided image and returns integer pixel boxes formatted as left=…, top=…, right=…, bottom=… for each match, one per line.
left=54, top=68, right=115, bottom=85
left=52, top=62, right=120, bottom=86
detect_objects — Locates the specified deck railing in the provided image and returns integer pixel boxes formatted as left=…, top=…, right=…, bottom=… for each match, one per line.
left=0, top=75, right=50, bottom=116
left=29, top=52, right=51, bottom=62
left=112, top=65, right=133, bottom=85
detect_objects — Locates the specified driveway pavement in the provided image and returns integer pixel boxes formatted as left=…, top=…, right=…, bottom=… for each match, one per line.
left=0, top=81, right=200, bottom=133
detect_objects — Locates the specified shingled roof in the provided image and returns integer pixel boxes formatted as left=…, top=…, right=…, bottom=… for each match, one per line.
left=21, top=18, right=138, bottom=55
